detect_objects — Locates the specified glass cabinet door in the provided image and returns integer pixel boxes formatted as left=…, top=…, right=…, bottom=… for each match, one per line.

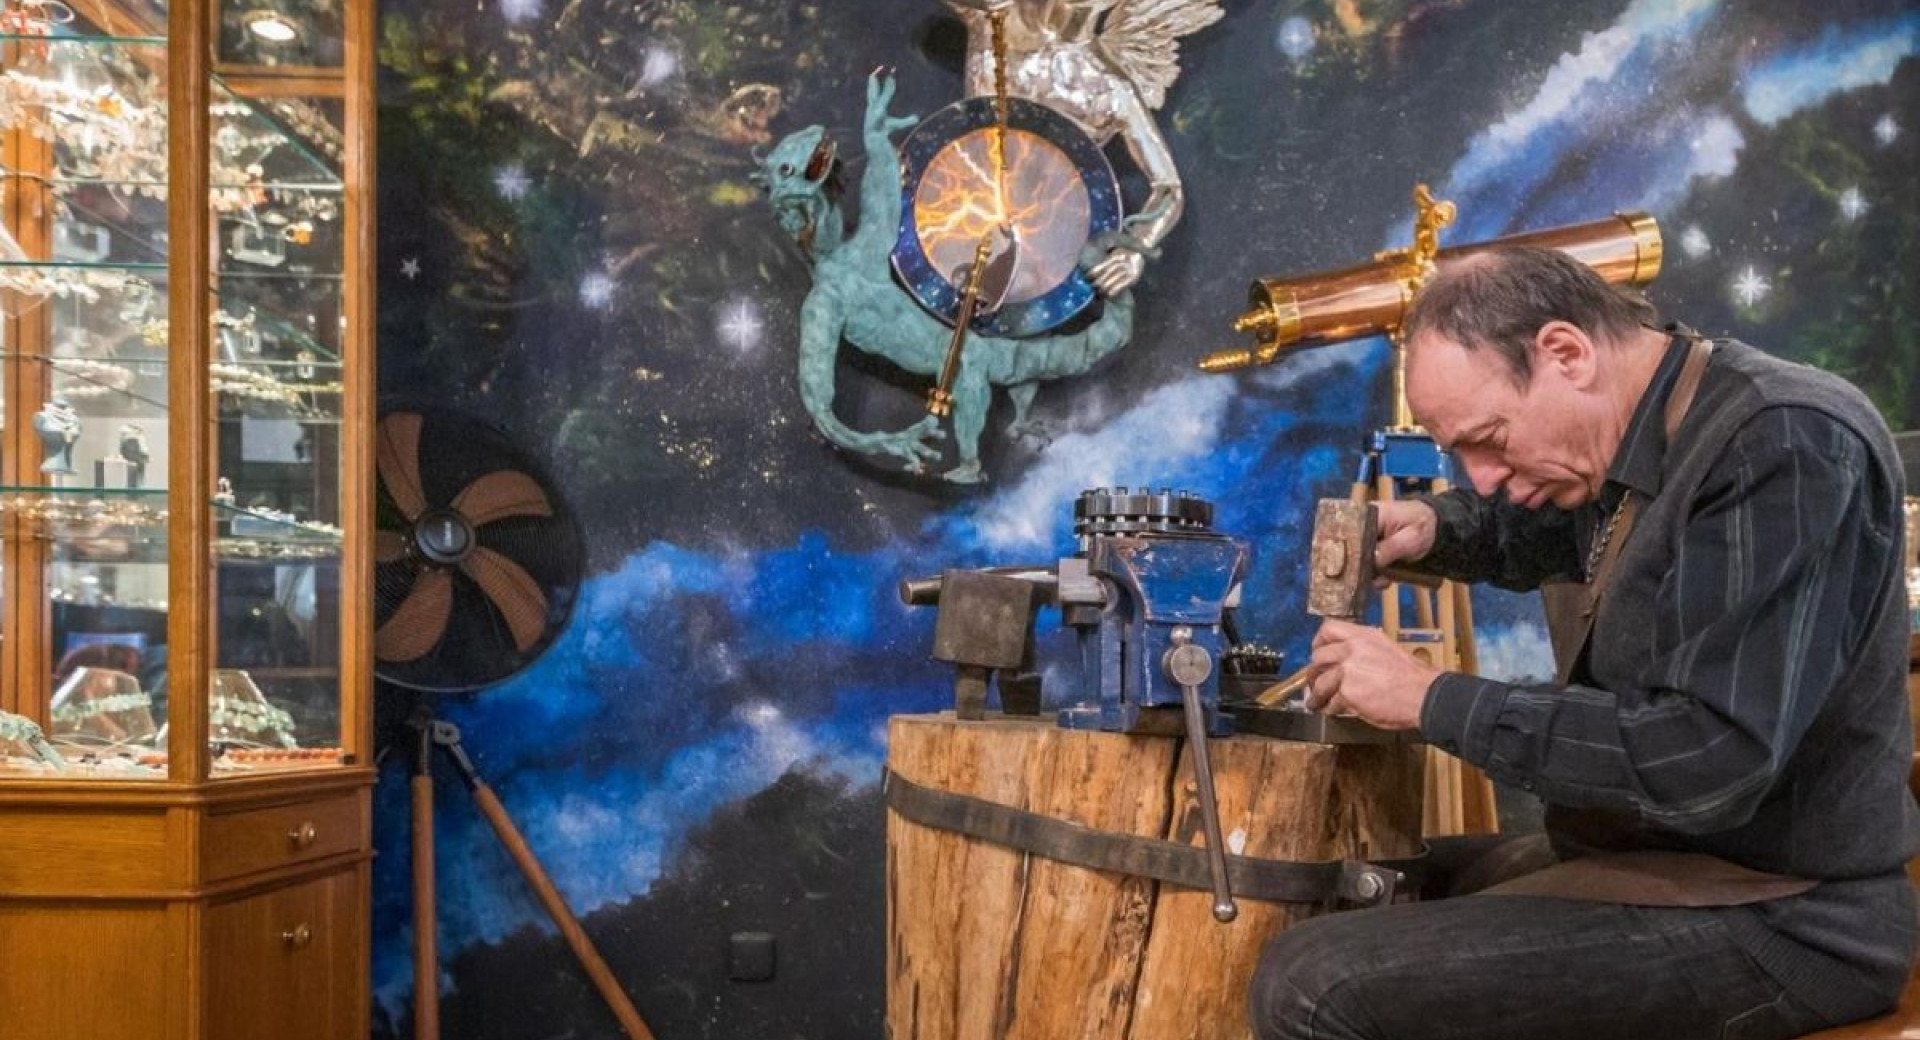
left=3, top=25, right=173, bottom=776
left=208, top=82, right=348, bottom=773
left=0, top=0, right=362, bottom=778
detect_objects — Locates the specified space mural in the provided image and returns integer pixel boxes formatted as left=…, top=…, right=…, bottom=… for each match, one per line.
left=370, top=0, right=1920, bottom=1036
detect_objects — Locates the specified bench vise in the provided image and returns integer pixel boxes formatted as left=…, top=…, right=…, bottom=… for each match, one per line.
left=901, top=488, right=1247, bottom=737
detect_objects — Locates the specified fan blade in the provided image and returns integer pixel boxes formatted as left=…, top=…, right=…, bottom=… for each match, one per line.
left=376, top=529, right=407, bottom=563
left=451, top=469, right=553, bottom=527
left=377, top=412, right=429, bottom=521
left=376, top=568, right=453, bottom=662
left=461, top=547, right=549, bottom=654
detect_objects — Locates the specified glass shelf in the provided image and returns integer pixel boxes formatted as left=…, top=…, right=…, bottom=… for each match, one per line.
left=2, top=35, right=344, bottom=187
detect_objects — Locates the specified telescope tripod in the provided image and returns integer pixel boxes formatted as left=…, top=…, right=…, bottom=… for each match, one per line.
left=1353, top=424, right=1498, bottom=836
left=409, top=715, right=658, bottom=1040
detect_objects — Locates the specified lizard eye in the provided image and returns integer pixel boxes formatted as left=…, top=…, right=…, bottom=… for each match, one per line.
left=778, top=163, right=794, bottom=176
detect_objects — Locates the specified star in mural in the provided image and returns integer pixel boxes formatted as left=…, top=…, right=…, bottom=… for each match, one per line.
left=497, top=0, right=539, bottom=25
left=1276, top=17, right=1316, bottom=61
left=1731, top=266, right=1772, bottom=308
left=400, top=257, right=421, bottom=279
left=1874, top=114, right=1900, bottom=146
left=1838, top=186, right=1868, bottom=222
left=579, top=271, right=615, bottom=310
left=494, top=164, right=531, bottom=201
left=717, top=298, right=766, bottom=353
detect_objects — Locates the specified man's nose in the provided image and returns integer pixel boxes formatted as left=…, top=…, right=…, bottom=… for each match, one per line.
left=1461, top=455, right=1510, bottom=497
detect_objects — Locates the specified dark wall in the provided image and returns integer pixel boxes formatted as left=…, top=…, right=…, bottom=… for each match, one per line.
left=371, top=1, right=1920, bottom=1036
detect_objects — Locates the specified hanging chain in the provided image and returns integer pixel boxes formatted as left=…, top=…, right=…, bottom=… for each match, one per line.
left=1584, top=490, right=1633, bottom=582
left=988, top=7, right=1014, bottom=229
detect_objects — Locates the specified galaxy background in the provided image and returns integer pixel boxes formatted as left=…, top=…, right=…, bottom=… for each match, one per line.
left=369, top=1, right=1920, bottom=1036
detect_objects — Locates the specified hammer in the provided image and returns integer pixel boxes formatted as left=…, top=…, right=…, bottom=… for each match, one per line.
left=1257, top=499, right=1439, bottom=706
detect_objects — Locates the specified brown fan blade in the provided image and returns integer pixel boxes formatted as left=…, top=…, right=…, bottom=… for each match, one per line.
left=376, top=529, right=407, bottom=563
left=376, top=568, right=453, bottom=663
left=376, top=412, right=429, bottom=521
left=451, top=469, right=553, bottom=527
left=460, top=546, right=549, bottom=654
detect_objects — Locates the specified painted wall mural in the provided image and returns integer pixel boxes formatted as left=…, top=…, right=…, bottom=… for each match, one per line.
left=371, top=0, right=1920, bottom=1036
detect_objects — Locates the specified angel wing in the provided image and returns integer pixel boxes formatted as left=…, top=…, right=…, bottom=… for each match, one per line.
left=1093, top=0, right=1226, bottom=110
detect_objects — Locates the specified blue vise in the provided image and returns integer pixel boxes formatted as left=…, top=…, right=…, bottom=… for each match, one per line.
left=1056, top=489, right=1248, bottom=736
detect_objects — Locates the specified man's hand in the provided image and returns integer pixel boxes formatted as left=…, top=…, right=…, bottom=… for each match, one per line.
left=1305, top=620, right=1439, bottom=730
left=1373, top=499, right=1439, bottom=570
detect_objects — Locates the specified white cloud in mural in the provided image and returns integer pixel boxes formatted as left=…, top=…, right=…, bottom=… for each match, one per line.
left=961, top=377, right=1238, bottom=555
left=1473, top=622, right=1556, bottom=685
left=1741, top=17, right=1919, bottom=125
left=1684, top=113, right=1744, bottom=181
left=1457, top=0, right=1718, bottom=182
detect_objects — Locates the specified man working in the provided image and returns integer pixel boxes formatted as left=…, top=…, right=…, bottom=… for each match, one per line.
left=1251, top=246, right=1917, bottom=1040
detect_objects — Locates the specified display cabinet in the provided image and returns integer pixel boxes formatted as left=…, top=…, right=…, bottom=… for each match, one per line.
left=0, top=0, right=373, bottom=1034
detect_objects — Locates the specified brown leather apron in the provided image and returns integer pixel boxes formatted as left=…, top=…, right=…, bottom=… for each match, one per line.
left=1485, top=336, right=1818, bottom=907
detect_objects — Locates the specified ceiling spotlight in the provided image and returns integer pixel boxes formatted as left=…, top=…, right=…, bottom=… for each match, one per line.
left=243, top=10, right=299, bottom=43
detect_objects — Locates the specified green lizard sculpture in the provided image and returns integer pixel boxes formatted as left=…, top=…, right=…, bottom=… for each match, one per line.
left=757, top=71, right=1134, bottom=484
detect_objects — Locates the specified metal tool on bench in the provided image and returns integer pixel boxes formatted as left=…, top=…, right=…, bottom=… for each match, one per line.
left=902, top=486, right=1250, bottom=921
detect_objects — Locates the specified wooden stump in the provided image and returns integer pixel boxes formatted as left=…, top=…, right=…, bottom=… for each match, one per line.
left=886, top=713, right=1425, bottom=1040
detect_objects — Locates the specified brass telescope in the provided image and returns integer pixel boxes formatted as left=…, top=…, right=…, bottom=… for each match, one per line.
left=1199, top=212, right=1663, bottom=373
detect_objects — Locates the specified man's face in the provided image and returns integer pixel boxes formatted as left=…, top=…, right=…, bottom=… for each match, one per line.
left=1405, top=330, right=1605, bottom=510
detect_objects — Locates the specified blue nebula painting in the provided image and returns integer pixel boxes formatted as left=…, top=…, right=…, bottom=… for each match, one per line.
left=371, top=1, right=1920, bottom=1036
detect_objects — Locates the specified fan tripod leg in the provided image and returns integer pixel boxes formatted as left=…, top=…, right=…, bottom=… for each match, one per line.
left=413, top=719, right=659, bottom=1040
left=412, top=726, right=439, bottom=1040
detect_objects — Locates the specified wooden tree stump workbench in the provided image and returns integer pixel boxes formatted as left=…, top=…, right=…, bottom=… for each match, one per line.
left=886, top=712, right=1426, bottom=1040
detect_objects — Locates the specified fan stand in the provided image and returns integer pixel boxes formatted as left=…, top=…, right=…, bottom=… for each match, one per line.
left=408, top=713, right=658, bottom=1040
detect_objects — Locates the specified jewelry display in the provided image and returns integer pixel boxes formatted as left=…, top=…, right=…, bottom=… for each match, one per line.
left=208, top=669, right=299, bottom=749
left=211, top=361, right=345, bottom=408
left=214, top=747, right=347, bottom=771
left=50, top=217, right=109, bottom=263
left=117, top=423, right=149, bottom=487
left=228, top=220, right=287, bottom=267
left=49, top=666, right=157, bottom=744
left=260, top=97, right=345, bottom=163
left=33, top=396, right=81, bottom=474
left=47, top=581, right=168, bottom=611
left=0, top=709, right=68, bottom=768
left=3, top=494, right=165, bottom=527
left=52, top=356, right=138, bottom=401
left=0, top=264, right=150, bottom=304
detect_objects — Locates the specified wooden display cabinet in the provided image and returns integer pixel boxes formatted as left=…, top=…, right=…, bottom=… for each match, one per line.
left=0, top=0, right=374, bottom=1036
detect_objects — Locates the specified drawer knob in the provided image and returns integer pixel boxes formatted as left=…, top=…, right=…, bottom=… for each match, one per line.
left=282, top=924, right=313, bottom=949
left=288, top=822, right=318, bottom=849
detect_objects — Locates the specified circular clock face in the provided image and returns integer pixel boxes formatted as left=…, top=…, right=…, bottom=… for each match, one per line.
left=893, top=96, right=1121, bottom=338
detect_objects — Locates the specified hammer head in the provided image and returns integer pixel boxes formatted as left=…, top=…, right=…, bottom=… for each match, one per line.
left=1307, top=499, right=1376, bottom=621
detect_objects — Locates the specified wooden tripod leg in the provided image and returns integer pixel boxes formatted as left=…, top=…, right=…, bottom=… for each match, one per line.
left=467, top=782, right=660, bottom=1040
left=412, top=772, right=439, bottom=1040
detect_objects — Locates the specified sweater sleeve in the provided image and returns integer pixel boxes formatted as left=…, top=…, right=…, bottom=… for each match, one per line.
left=1406, top=488, right=1583, bottom=592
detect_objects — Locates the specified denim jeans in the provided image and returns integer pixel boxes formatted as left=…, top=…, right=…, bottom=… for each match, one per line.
left=1248, top=894, right=1834, bottom=1040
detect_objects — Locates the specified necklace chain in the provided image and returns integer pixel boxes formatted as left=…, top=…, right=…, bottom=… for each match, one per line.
left=1585, top=491, right=1633, bottom=582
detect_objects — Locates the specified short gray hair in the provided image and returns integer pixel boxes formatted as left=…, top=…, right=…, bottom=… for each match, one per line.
left=1402, top=245, right=1659, bottom=386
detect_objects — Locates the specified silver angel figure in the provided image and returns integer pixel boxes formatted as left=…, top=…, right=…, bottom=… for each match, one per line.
left=946, top=0, right=1224, bottom=297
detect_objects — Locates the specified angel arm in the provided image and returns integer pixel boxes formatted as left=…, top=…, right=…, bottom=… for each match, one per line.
left=1083, top=89, right=1182, bottom=296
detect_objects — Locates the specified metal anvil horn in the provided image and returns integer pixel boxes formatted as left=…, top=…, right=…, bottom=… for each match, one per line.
left=1199, top=212, right=1662, bottom=373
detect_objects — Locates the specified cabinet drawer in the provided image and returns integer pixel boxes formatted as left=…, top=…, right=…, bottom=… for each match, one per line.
left=203, top=792, right=366, bottom=882
left=207, top=868, right=365, bottom=1040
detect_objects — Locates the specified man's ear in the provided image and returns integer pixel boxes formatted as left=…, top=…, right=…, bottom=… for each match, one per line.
left=1533, top=321, right=1598, bottom=389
